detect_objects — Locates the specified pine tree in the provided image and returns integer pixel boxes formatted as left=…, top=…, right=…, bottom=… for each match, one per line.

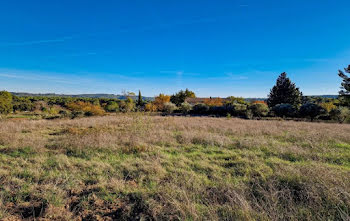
left=137, top=90, right=143, bottom=106
left=338, top=65, right=350, bottom=105
left=267, top=72, right=302, bottom=108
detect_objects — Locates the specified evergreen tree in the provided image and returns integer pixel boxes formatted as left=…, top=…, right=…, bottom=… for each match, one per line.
left=338, top=65, right=350, bottom=106
left=267, top=72, right=302, bottom=108
left=170, top=89, right=196, bottom=106
left=137, top=90, right=143, bottom=106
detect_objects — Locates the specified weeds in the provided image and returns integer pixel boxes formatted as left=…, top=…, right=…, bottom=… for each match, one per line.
left=0, top=115, right=349, bottom=220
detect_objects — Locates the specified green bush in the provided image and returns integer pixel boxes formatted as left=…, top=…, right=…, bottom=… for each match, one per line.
left=272, top=103, right=296, bottom=118
left=0, top=91, right=13, bottom=114
left=299, top=103, right=325, bottom=121
left=105, top=101, right=119, bottom=112
left=229, top=103, right=248, bottom=116
left=163, top=102, right=177, bottom=114
left=329, top=107, right=350, bottom=123
left=180, top=102, right=192, bottom=114
left=249, top=103, right=269, bottom=118
left=192, top=103, right=209, bottom=114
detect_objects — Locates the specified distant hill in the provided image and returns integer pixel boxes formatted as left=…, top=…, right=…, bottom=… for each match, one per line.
left=10, top=92, right=338, bottom=102
left=245, top=95, right=338, bottom=102
left=11, top=92, right=154, bottom=101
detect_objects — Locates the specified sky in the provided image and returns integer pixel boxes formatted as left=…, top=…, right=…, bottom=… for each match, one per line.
left=0, top=0, right=350, bottom=97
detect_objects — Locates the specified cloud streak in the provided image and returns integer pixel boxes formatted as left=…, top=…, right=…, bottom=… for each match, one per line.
left=0, top=36, right=77, bottom=47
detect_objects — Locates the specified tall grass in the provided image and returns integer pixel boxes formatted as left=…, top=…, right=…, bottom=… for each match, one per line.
left=0, top=114, right=349, bottom=220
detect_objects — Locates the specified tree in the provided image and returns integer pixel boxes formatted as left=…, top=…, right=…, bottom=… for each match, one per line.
left=250, top=103, right=269, bottom=118
left=180, top=102, right=192, bottom=114
left=163, top=102, right=177, bottom=114
left=226, top=96, right=246, bottom=105
left=0, top=91, right=13, bottom=114
left=154, top=94, right=171, bottom=111
left=137, top=90, right=143, bottom=106
left=170, top=89, right=196, bottom=106
left=272, top=103, right=296, bottom=118
left=299, top=103, right=325, bottom=121
left=267, top=72, right=302, bottom=108
left=338, top=65, right=350, bottom=106
left=330, top=107, right=350, bottom=123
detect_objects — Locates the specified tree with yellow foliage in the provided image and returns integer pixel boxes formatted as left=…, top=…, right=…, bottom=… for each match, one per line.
left=154, top=94, right=171, bottom=111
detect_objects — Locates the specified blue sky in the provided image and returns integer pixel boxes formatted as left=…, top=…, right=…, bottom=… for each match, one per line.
left=1, top=0, right=350, bottom=97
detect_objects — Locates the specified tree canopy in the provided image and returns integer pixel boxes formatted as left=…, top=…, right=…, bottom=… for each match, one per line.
left=338, top=65, right=350, bottom=106
left=170, top=89, right=195, bottom=106
left=267, top=72, right=302, bottom=108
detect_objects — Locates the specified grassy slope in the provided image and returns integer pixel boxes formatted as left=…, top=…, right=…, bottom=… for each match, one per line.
left=0, top=114, right=349, bottom=220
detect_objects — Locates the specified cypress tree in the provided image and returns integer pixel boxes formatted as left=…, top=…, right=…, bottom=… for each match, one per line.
left=267, top=72, right=302, bottom=108
left=137, top=90, right=143, bottom=106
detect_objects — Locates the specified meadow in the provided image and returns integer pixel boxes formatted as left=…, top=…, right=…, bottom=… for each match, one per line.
left=0, top=114, right=350, bottom=220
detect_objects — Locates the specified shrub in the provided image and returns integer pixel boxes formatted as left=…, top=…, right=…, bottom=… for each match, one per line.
left=119, top=98, right=135, bottom=113
left=229, top=103, right=248, bottom=116
left=180, top=102, right=192, bottom=114
left=67, top=101, right=105, bottom=116
left=250, top=103, right=269, bottom=118
left=320, top=102, right=336, bottom=113
left=105, top=101, right=119, bottom=112
left=0, top=91, right=13, bottom=114
left=145, top=103, right=157, bottom=112
left=209, top=106, right=227, bottom=116
left=272, top=103, right=296, bottom=118
left=163, top=102, right=177, bottom=114
left=329, top=107, right=350, bottom=123
left=299, top=103, right=325, bottom=121
left=154, top=94, right=171, bottom=111
left=59, top=110, right=69, bottom=117
left=192, top=103, right=209, bottom=114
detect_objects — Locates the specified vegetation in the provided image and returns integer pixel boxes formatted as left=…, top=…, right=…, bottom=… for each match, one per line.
left=0, top=115, right=349, bottom=220
left=0, top=65, right=350, bottom=220
left=338, top=65, right=350, bottom=106
left=0, top=91, right=13, bottom=115
left=267, top=72, right=302, bottom=108
left=170, top=89, right=195, bottom=106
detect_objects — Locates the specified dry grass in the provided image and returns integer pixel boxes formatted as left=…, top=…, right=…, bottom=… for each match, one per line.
left=0, top=114, right=350, bottom=220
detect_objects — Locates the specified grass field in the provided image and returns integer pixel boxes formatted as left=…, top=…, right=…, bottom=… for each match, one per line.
left=0, top=114, right=350, bottom=220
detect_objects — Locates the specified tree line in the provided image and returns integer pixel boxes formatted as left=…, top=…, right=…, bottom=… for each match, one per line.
left=0, top=65, right=349, bottom=122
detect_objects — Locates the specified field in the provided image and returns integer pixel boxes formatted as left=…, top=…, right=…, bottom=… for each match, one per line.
left=0, top=114, right=350, bottom=220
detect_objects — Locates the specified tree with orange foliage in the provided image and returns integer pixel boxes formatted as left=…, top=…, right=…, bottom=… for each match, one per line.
left=145, top=103, right=158, bottom=112
left=154, top=94, right=171, bottom=111
left=67, top=101, right=105, bottom=116
left=204, top=98, right=223, bottom=106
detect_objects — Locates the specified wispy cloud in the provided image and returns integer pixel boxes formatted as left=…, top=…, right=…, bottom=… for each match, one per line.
left=0, top=35, right=77, bottom=47
left=209, top=72, right=249, bottom=80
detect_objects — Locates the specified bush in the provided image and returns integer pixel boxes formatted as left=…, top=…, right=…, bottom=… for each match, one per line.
left=192, top=103, right=209, bottom=114
left=272, top=103, right=296, bottom=118
left=299, top=103, right=325, bottom=121
left=209, top=106, right=227, bottom=116
left=329, top=107, right=350, bottom=123
left=145, top=103, right=157, bottom=112
left=180, top=102, right=192, bottom=114
left=229, top=103, right=248, bottom=116
left=105, top=101, right=119, bottom=112
left=67, top=101, right=105, bottom=116
left=0, top=91, right=13, bottom=114
left=320, top=102, right=336, bottom=113
left=163, top=102, right=177, bottom=114
left=119, top=98, right=135, bottom=113
left=250, top=103, right=269, bottom=118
